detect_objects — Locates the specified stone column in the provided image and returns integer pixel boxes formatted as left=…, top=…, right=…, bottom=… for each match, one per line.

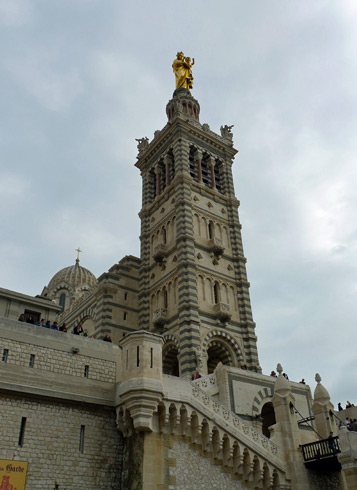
left=196, top=149, right=203, bottom=183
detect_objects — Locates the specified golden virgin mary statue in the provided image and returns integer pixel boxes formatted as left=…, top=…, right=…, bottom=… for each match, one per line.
left=172, top=52, right=194, bottom=90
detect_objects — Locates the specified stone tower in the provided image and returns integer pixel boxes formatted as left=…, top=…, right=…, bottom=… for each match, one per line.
left=135, top=87, right=260, bottom=377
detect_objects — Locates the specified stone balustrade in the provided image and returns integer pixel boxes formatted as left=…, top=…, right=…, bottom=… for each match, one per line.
left=160, top=375, right=287, bottom=485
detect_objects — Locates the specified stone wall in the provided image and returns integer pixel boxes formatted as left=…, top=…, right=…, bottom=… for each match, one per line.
left=169, top=439, right=244, bottom=489
left=0, top=319, right=118, bottom=383
left=0, top=336, right=116, bottom=383
left=0, top=393, right=123, bottom=490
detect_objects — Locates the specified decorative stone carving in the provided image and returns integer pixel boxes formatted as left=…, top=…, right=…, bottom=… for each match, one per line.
left=220, top=124, right=234, bottom=144
left=153, top=308, right=168, bottom=327
left=153, top=243, right=168, bottom=263
left=214, top=302, right=231, bottom=321
left=208, top=237, right=225, bottom=257
left=194, top=346, right=203, bottom=370
left=135, top=137, right=149, bottom=155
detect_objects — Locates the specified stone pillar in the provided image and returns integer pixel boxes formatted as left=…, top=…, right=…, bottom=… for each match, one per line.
left=338, top=426, right=357, bottom=490
left=116, top=331, right=166, bottom=489
left=164, top=156, right=170, bottom=187
left=117, top=330, right=164, bottom=432
left=155, top=166, right=160, bottom=196
left=209, top=158, right=216, bottom=189
left=196, top=149, right=203, bottom=183
left=271, top=364, right=310, bottom=490
left=312, top=373, right=336, bottom=438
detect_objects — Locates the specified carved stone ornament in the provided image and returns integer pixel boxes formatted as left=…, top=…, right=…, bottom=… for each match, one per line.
left=135, top=137, right=149, bottom=155
left=315, top=373, right=322, bottom=383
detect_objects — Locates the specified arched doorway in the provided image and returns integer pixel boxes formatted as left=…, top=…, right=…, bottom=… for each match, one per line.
left=162, top=344, right=179, bottom=376
left=81, top=318, right=95, bottom=337
left=206, top=341, right=233, bottom=374
left=261, top=402, right=276, bottom=438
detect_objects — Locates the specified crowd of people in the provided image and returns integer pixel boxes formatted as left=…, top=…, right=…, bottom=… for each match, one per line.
left=338, top=401, right=355, bottom=410
left=339, top=417, right=357, bottom=431
left=17, top=313, right=112, bottom=342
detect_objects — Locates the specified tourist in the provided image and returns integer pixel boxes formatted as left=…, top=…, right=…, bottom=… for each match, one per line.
left=18, top=313, right=25, bottom=322
left=73, top=325, right=84, bottom=335
left=270, top=371, right=277, bottom=378
left=103, top=333, right=112, bottom=342
left=338, top=402, right=343, bottom=411
left=59, top=323, right=67, bottom=332
left=36, top=319, right=46, bottom=327
left=346, top=401, right=353, bottom=409
left=45, top=321, right=51, bottom=328
left=299, top=379, right=306, bottom=384
left=328, top=432, right=336, bottom=454
left=26, top=315, right=34, bottom=324
left=283, top=373, right=289, bottom=380
left=50, top=321, right=59, bottom=331
left=349, top=419, right=357, bottom=432
left=345, top=417, right=350, bottom=428
left=194, top=371, right=202, bottom=379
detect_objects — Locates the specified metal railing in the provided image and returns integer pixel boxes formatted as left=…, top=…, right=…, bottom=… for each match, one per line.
left=302, top=436, right=341, bottom=462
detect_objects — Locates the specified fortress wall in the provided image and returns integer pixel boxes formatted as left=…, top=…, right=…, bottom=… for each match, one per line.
left=0, top=393, right=123, bottom=490
left=0, top=318, right=119, bottom=383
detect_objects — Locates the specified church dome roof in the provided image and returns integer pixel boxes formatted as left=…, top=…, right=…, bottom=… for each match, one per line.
left=46, top=258, right=97, bottom=293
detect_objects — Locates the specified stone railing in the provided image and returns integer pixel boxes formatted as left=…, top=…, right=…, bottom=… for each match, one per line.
left=192, top=372, right=218, bottom=396
left=161, top=375, right=285, bottom=471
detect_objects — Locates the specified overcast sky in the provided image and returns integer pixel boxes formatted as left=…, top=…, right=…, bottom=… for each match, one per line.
left=1, top=0, right=356, bottom=407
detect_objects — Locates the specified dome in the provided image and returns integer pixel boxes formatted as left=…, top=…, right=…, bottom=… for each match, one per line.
left=46, top=258, right=97, bottom=293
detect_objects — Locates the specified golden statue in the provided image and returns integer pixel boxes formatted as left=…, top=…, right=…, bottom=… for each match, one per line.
left=172, top=52, right=195, bottom=90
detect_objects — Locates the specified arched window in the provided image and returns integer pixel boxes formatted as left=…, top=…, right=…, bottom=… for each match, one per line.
left=59, top=293, right=66, bottom=312
left=208, top=221, right=214, bottom=239
left=162, top=344, right=179, bottom=376
left=201, top=153, right=212, bottom=187
left=213, top=282, right=219, bottom=304
left=159, top=162, right=166, bottom=193
left=189, top=146, right=196, bottom=180
left=149, top=170, right=156, bottom=202
left=163, top=288, right=168, bottom=309
left=167, top=150, right=175, bottom=181
left=214, top=160, right=223, bottom=193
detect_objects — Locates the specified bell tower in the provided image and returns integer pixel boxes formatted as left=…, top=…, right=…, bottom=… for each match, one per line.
left=135, top=54, right=260, bottom=377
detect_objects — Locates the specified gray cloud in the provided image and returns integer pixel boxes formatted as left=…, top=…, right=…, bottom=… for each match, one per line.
left=1, top=0, right=356, bottom=406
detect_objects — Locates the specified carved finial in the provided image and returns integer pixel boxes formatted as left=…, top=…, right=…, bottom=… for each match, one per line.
left=135, top=137, right=149, bottom=155
left=315, top=373, right=322, bottom=384
left=75, top=247, right=82, bottom=263
left=276, top=363, right=283, bottom=375
left=220, top=125, right=234, bottom=137
left=172, top=52, right=195, bottom=90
